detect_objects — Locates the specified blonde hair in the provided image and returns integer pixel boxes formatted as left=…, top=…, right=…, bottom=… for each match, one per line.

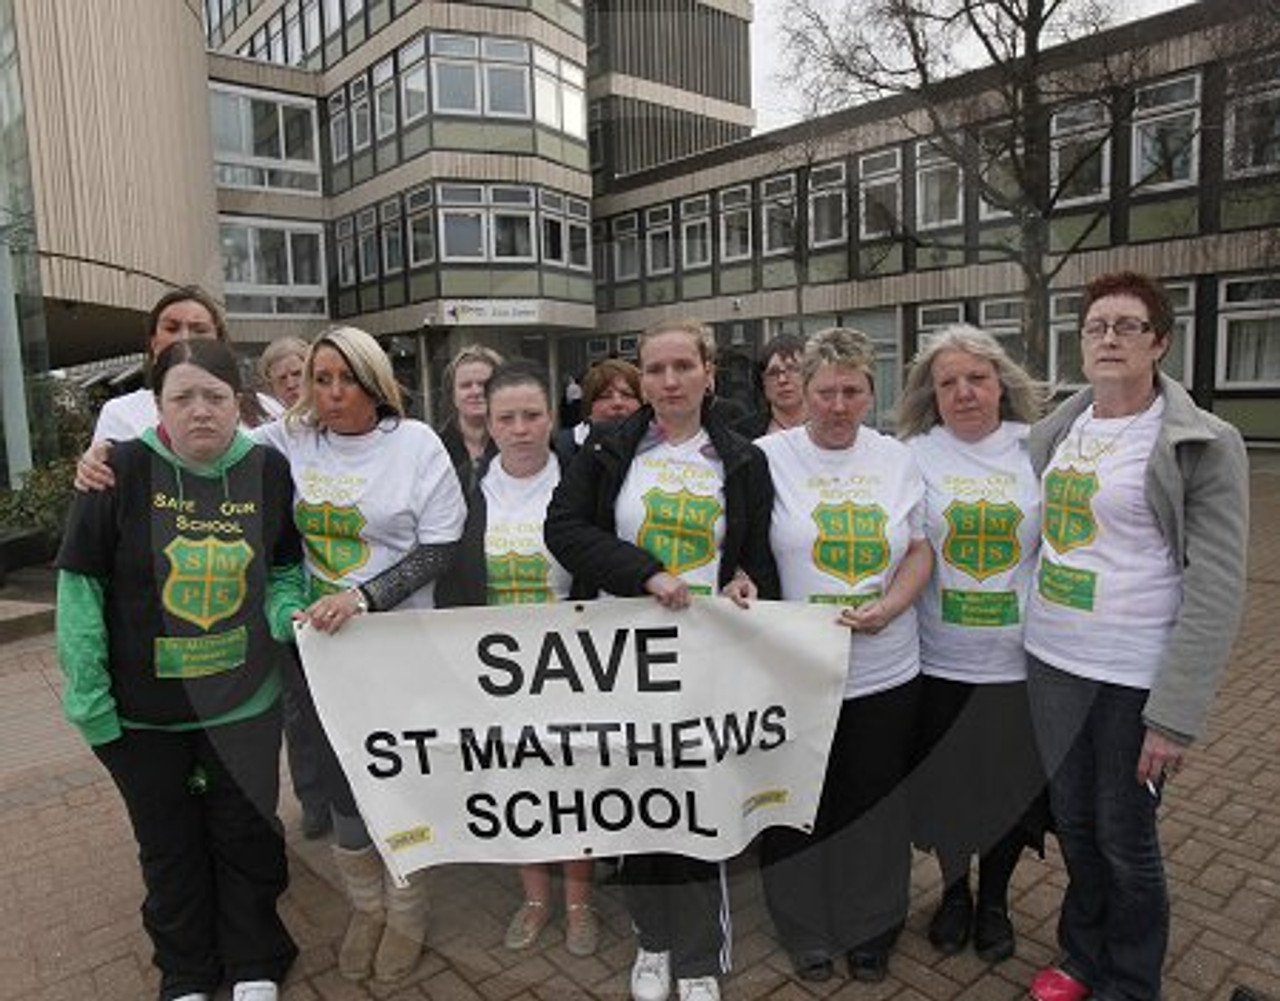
left=897, top=323, right=1049, bottom=438
left=638, top=318, right=717, bottom=366
left=801, top=327, right=877, bottom=390
left=258, top=336, right=309, bottom=382
left=441, top=344, right=505, bottom=421
left=290, top=326, right=404, bottom=427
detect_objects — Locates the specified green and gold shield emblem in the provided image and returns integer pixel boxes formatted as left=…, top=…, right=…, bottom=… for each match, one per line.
left=637, top=488, right=722, bottom=575
left=1042, top=467, right=1098, bottom=554
left=812, top=503, right=889, bottom=586
left=162, top=535, right=253, bottom=630
left=296, top=501, right=370, bottom=581
left=942, top=499, right=1023, bottom=581
left=486, top=552, right=552, bottom=605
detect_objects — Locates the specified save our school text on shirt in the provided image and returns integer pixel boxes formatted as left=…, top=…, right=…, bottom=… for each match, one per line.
left=1025, top=396, right=1182, bottom=689
left=909, top=422, right=1041, bottom=684
left=757, top=426, right=924, bottom=700
left=481, top=457, right=572, bottom=605
left=613, top=429, right=726, bottom=596
left=254, top=419, right=466, bottom=609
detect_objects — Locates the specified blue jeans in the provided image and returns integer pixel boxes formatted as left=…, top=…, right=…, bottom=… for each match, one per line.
left=1027, top=656, right=1168, bottom=1001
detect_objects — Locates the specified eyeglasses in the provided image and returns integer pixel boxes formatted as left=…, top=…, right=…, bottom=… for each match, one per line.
left=763, top=362, right=801, bottom=382
left=1080, top=317, right=1154, bottom=341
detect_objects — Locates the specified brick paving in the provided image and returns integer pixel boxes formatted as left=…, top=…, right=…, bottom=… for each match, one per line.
left=1, top=453, right=1277, bottom=1001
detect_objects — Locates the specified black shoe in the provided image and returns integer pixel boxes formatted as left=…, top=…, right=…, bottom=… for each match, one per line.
left=973, top=905, right=1014, bottom=963
left=847, top=949, right=888, bottom=983
left=789, top=949, right=834, bottom=983
left=928, top=883, right=973, bottom=955
left=301, top=805, right=332, bottom=839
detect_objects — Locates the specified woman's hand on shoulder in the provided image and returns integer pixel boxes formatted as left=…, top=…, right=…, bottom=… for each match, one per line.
left=76, top=441, right=116, bottom=492
left=644, top=571, right=691, bottom=610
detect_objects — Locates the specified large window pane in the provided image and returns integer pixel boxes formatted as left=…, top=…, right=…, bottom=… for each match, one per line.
left=220, top=225, right=251, bottom=283
left=255, top=227, right=289, bottom=284
left=291, top=231, right=320, bottom=285
left=211, top=91, right=245, bottom=155
left=485, top=65, right=529, bottom=116
left=402, top=63, right=428, bottom=122
left=1225, top=315, right=1280, bottom=383
left=442, top=211, right=485, bottom=258
left=493, top=213, right=533, bottom=258
left=282, top=105, right=314, bottom=161
left=251, top=100, right=281, bottom=158
left=1134, top=112, right=1196, bottom=186
left=434, top=62, right=480, bottom=113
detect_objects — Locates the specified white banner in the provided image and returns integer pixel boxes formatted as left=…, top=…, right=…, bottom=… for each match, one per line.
left=297, top=597, right=848, bottom=882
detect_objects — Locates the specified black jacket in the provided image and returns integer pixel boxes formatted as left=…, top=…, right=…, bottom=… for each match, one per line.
left=544, top=403, right=779, bottom=601
left=732, top=408, right=772, bottom=440
left=436, top=451, right=570, bottom=609
left=439, top=419, right=499, bottom=495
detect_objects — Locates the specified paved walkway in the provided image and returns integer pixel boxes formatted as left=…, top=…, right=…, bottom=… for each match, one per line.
left=2, top=454, right=1277, bottom=1001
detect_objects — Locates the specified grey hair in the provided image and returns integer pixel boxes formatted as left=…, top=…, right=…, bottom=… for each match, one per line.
left=896, top=323, right=1049, bottom=438
left=800, top=327, right=877, bottom=391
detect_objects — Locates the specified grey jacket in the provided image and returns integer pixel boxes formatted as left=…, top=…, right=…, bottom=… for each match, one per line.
left=1028, top=372, right=1249, bottom=742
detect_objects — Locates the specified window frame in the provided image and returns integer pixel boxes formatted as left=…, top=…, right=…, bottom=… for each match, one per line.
left=1131, top=72, right=1201, bottom=192
left=1217, top=274, right=1280, bottom=389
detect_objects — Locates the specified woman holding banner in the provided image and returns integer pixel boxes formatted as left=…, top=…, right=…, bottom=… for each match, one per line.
left=254, top=327, right=466, bottom=985
left=754, top=327, right=931, bottom=984
left=898, top=325, right=1048, bottom=964
left=545, top=318, right=777, bottom=1001
left=436, top=360, right=600, bottom=957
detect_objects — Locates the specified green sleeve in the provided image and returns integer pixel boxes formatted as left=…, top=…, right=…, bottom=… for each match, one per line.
left=55, top=571, right=122, bottom=746
left=266, top=562, right=307, bottom=642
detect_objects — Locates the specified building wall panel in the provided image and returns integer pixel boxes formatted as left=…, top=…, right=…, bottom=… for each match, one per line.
left=16, top=0, right=221, bottom=312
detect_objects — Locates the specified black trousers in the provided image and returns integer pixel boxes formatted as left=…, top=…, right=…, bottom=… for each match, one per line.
left=761, top=677, right=920, bottom=957
left=621, top=853, right=730, bottom=979
left=279, top=644, right=332, bottom=816
left=278, top=645, right=358, bottom=817
left=95, top=707, right=297, bottom=1000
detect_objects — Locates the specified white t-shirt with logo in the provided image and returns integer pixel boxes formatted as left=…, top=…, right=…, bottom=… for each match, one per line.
left=481, top=456, right=572, bottom=605
left=757, top=426, right=925, bottom=699
left=909, top=422, right=1041, bottom=684
left=613, top=429, right=726, bottom=596
left=1025, top=396, right=1181, bottom=689
left=254, top=419, right=465, bottom=609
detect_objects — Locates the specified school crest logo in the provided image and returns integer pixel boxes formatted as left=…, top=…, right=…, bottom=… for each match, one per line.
left=162, top=535, right=253, bottom=630
left=486, top=552, right=552, bottom=605
left=1042, top=467, right=1098, bottom=554
left=296, top=501, right=369, bottom=581
left=638, top=488, right=722, bottom=575
left=942, top=500, right=1023, bottom=581
left=812, top=503, right=889, bottom=586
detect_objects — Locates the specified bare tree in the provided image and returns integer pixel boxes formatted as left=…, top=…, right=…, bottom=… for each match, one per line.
left=779, top=0, right=1278, bottom=376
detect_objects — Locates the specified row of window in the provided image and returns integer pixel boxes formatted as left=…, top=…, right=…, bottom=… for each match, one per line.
left=220, top=216, right=328, bottom=317
left=211, top=85, right=321, bottom=193
left=327, top=32, right=586, bottom=165
left=603, top=65, right=1280, bottom=281
left=333, top=184, right=592, bottom=285
left=226, top=0, right=371, bottom=68
left=914, top=276, right=1280, bottom=391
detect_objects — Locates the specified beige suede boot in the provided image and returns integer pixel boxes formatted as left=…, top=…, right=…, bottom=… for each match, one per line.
left=373, top=870, right=429, bottom=982
left=331, top=845, right=387, bottom=980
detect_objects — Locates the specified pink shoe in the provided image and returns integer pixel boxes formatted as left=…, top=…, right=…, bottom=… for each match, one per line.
left=1030, top=967, right=1090, bottom=1001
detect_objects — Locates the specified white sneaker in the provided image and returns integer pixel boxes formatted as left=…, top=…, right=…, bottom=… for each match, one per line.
left=171, top=995, right=210, bottom=1001
left=231, top=982, right=279, bottom=1001
left=630, top=948, right=672, bottom=1001
left=677, top=977, right=720, bottom=1001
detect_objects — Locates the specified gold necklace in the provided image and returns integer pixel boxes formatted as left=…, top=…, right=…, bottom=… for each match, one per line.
left=1075, top=394, right=1156, bottom=463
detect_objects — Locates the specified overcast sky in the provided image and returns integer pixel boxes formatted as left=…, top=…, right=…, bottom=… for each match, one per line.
left=751, top=0, right=1190, bottom=133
